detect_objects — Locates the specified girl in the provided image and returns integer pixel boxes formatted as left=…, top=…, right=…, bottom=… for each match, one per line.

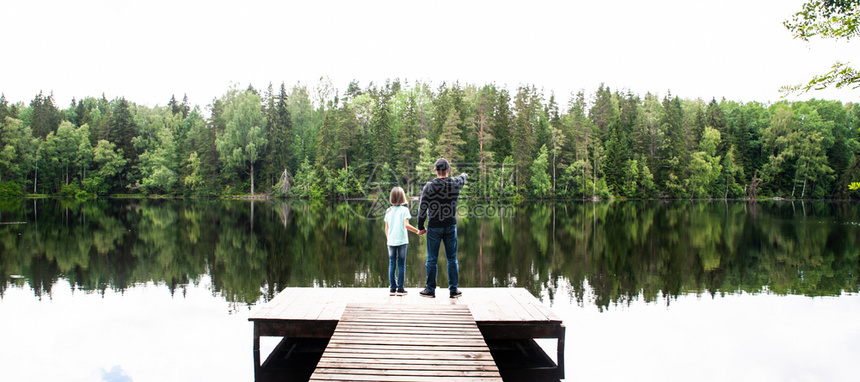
left=384, top=187, right=420, bottom=295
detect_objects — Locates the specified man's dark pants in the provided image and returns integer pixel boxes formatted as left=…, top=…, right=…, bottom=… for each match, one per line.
left=424, top=225, right=459, bottom=292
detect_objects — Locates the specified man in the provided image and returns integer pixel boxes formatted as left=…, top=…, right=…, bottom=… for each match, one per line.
left=416, top=158, right=467, bottom=298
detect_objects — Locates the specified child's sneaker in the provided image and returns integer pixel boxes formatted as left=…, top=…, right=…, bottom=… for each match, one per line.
left=389, top=287, right=397, bottom=296
left=449, top=288, right=462, bottom=298
left=396, top=288, right=407, bottom=296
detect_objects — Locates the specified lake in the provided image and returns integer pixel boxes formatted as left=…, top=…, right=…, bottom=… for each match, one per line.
left=1, top=199, right=858, bottom=382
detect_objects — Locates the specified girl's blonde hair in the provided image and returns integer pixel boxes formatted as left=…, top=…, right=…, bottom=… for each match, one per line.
left=389, top=187, right=407, bottom=206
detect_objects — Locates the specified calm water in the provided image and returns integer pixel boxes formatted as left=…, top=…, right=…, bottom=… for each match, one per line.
left=1, top=199, right=859, bottom=382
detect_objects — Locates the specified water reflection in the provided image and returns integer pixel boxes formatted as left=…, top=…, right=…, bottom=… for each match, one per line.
left=1, top=199, right=858, bottom=310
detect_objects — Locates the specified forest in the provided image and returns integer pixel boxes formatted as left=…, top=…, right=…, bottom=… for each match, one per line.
left=0, top=78, right=858, bottom=200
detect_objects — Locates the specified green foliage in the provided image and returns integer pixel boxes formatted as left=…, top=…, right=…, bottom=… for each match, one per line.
left=59, top=183, right=91, bottom=200
left=92, top=140, right=127, bottom=195
left=686, top=127, right=723, bottom=198
left=512, top=86, right=540, bottom=191
left=2, top=81, right=857, bottom=200
left=0, top=181, right=23, bottom=199
left=595, top=177, right=613, bottom=199
left=783, top=1, right=860, bottom=93
left=1, top=117, right=37, bottom=185
left=183, top=152, right=205, bottom=192
left=760, top=104, right=835, bottom=197
left=134, top=107, right=180, bottom=194
left=530, top=145, right=552, bottom=198
left=216, top=87, right=268, bottom=195
left=437, top=108, right=465, bottom=167
left=82, top=176, right=107, bottom=196
left=721, top=146, right=746, bottom=198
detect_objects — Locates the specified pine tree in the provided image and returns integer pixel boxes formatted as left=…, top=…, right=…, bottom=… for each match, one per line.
left=111, top=98, right=137, bottom=165
left=181, top=94, right=191, bottom=118
left=30, top=91, right=62, bottom=138
left=707, top=98, right=728, bottom=157
left=473, top=85, right=495, bottom=181
left=732, top=110, right=751, bottom=181
left=0, top=94, right=8, bottom=123
left=693, top=106, right=706, bottom=144
left=604, top=126, right=624, bottom=194
left=168, top=94, right=181, bottom=115
left=75, top=98, right=89, bottom=132
left=370, top=94, right=393, bottom=166
left=491, top=88, right=513, bottom=161
left=589, top=84, right=618, bottom=142
left=344, top=80, right=362, bottom=102
left=66, top=98, right=79, bottom=127
left=438, top=109, right=465, bottom=167
left=547, top=92, right=564, bottom=192
left=661, top=93, right=686, bottom=189
left=190, top=105, right=219, bottom=194
left=396, top=91, right=421, bottom=190
left=316, top=107, right=340, bottom=171
left=512, top=86, right=538, bottom=191
left=336, top=101, right=357, bottom=171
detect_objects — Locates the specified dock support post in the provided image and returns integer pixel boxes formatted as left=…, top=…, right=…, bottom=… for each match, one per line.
left=557, top=324, right=566, bottom=379
left=253, top=322, right=261, bottom=378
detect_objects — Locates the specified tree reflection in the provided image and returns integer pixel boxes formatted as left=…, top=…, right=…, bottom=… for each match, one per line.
left=1, top=199, right=857, bottom=311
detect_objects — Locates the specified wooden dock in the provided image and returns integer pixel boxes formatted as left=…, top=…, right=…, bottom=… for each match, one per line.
left=310, top=303, right=501, bottom=381
left=249, top=288, right=564, bottom=381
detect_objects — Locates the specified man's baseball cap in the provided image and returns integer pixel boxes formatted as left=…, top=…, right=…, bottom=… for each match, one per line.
left=435, top=158, right=450, bottom=171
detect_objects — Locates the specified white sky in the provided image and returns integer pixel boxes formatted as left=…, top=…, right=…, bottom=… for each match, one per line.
left=1, top=0, right=858, bottom=109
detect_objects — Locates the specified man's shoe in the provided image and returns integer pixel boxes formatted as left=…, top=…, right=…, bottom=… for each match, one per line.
left=389, top=287, right=397, bottom=296
left=450, top=288, right=462, bottom=298
left=419, top=288, right=435, bottom=298
left=396, top=288, right=408, bottom=296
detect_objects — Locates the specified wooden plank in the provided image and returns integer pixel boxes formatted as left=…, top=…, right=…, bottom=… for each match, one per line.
left=468, top=290, right=511, bottom=322
left=313, top=351, right=496, bottom=361
left=310, top=374, right=502, bottom=382
left=314, top=368, right=501, bottom=377
left=341, top=309, right=472, bottom=315
left=253, top=287, right=563, bottom=323
left=335, top=318, right=475, bottom=325
left=339, top=316, right=474, bottom=322
left=316, top=357, right=496, bottom=367
left=328, top=338, right=490, bottom=346
left=324, top=332, right=485, bottom=340
left=316, top=361, right=498, bottom=371
left=289, top=288, right=322, bottom=319
left=511, top=288, right=564, bottom=321
left=325, top=345, right=491, bottom=353
left=310, top=303, right=501, bottom=382
left=491, top=289, right=533, bottom=321
left=332, top=327, right=482, bottom=335
left=265, top=287, right=308, bottom=320
left=265, top=287, right=305, bottom=319
left=477, top=322, right=560, bottom=339
left=254, top=319, right=337, bottom=338
left=318, top=289, right=344, bottom=320
left=248, top=288, right=288, bottom=320
left=507, top=288, right=552, bottom=321
left=301, top=287, right=333, bottom=320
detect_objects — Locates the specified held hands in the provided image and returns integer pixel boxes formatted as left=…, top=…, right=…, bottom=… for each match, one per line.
left=418, top=229, right=426, bottom=237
